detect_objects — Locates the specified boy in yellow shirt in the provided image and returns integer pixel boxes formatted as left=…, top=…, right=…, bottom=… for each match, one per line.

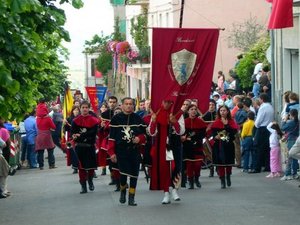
left=241, top=111, right=255, bottom=172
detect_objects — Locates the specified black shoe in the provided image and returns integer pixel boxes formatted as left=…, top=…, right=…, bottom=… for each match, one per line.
left=109, top=179, right=116, bottom=185
left=188, top=178, right=194, bottom=189
left=195, top=177, right=201, bottom=188
left=93, top=172, right=97, bottom=178
left=220, top=177, right=226, bottom=189
left=88, top=178, right=94, bottom=191
left=72, top=169, right=78, bottom=174
left=9, top=168, right=16, bottom=176
left=80, top=181, right=88, bottom=194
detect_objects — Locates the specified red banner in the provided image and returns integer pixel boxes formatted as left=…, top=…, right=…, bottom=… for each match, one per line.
left=85, top=87, right=98, bottom=112
left=268, top=0, right=293, bottom=29
left=151, top=28, right=219, bottom=114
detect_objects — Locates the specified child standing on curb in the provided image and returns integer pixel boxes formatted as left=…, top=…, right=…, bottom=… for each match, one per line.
left=266, top=122, right=283, bottom=178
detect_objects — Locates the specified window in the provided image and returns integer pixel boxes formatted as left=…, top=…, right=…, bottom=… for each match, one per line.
left=91, top=58, right=96, bottom=77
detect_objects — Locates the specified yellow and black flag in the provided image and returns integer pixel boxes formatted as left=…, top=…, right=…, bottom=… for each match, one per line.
left=61, top=82, right=74, bottom=152
left=63, top=82, right=74, bottom=120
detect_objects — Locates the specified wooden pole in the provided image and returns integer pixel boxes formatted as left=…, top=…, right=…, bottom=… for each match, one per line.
left=179, top=0, right=185, bottom=28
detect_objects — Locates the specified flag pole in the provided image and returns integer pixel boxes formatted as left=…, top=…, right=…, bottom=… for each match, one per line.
left=179, top=0, right=185, bottom=28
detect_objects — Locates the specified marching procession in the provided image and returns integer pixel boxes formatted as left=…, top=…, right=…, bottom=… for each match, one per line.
left=2, top=73, right=300, bottom=206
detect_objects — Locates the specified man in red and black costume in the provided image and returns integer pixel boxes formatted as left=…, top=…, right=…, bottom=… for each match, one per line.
left=71, top=101, right=99, bottom=194
left=108, top=97, right=146, bottom=206
left=148, top=100, right=185, bottom=204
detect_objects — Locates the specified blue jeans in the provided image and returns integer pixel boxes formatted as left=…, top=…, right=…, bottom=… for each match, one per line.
left=285, top=139, right=299, bottom=176
left=242, top=137, right=254, bottom=170
left=252, top=82, right=260, bottom=98
left=27, top=144, right=37, bottom=168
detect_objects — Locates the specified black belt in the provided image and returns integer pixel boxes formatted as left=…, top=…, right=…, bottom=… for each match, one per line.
left=76, top=143, right=92, bottom=147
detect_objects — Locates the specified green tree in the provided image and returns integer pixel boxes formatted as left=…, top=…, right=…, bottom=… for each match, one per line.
left=227, top=15, right=266, bottom=52
left=130, top=6, right=150, bottom=60
left=0, top=0, right=83, bottom=120
left=112, top=16, right=126, bottom=42
left=83, top=33, right=113, bottom=85
left=235, top=36, right=270, bottom=89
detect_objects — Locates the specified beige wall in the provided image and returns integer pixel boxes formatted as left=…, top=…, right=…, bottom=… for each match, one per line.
left=173, top=0, right=270, bottom=80
left=150, top=0, right=270, bottom=81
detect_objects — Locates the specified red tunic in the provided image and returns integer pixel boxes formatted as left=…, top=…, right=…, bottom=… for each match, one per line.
left=148, top=107, right=183, bottom=191
left=35, top=103, right=56, bottom=150
left=183, top=117, right=207, bottom=161
left=97, top=118, right=110, bottom=167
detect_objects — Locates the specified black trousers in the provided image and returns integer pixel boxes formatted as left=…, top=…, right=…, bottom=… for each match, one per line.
left=253, top=127, right=270, bottom=171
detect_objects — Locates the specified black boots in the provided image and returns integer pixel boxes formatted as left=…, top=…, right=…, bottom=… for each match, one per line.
left=128, top=193, right=137, bottom=206
left=209, top=166, right=214, bottom=177
left=128, top=188, right=137, bottom=206
left=119, top=185, right=127, bottom=204
left=195, top=176, right=201, bottom=188
left=119, top=186, right=137, bottom=206
left=80, top=181, right=87, bottom=194
left=181, top=171, right=187, bottom=188
left=226, top=174, right=231, bottom=187
left=220, top=177, right=226, bottom=189
left=114, top=179, right=120, bottom=192
left=188, top=178, right=194, bottom=189
left=109, top=176, right=116, bottom=185
left=88, top=177, right=94, bottom=191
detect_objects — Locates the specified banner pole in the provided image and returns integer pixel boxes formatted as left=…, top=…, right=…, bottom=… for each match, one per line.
left=179, top=0, right=185, bottom=28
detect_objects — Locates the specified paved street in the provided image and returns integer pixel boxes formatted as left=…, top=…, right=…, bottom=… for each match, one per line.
left=1, top=150, right=300, bottom=225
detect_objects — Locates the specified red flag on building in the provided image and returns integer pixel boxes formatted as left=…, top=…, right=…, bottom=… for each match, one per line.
left=85, top=86, right=98, bottom=112
left=268, top=0, right=293, bottom=29
left=151, top=28, right=219, bottom=114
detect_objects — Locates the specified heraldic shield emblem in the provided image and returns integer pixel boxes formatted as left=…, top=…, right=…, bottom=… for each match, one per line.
left=171, top=49, right=197, bottom=86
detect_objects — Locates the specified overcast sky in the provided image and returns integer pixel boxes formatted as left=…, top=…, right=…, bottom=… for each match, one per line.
left=61, top=0, right=114, bottom=70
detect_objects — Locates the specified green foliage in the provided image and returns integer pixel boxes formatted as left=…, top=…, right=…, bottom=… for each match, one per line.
left=0, top=0, right=83, bottom=120
left=235, top=36, right=271, bottom=89
left=112, top=17, right=126, bottom=42
left=227, top=15, right=266, bottom=52
left=84, top=33, right=112, bottom=54
left=84, top=33, right=113, bottom=84
left=130, top=6, right=150, bottom=60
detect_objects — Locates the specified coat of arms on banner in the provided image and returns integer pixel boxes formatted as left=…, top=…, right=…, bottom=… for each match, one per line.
left=171, top=49, right=197, bottom=85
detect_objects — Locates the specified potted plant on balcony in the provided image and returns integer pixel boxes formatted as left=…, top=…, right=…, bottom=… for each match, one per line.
left=130, top=6, right=150, bottom=64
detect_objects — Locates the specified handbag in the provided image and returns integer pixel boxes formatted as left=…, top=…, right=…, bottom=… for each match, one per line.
left=166, top=149, right=174, bottom=161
